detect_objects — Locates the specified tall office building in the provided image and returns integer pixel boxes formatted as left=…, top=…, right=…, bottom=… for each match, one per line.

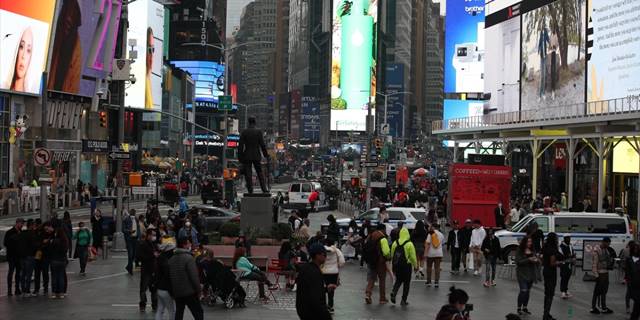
left=273, top=0, right=290, bottom=137
left=231, top=0, right=278, bottom=132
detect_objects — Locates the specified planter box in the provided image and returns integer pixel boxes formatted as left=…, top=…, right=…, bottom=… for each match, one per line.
left=221, top=236, right=236, bottom=245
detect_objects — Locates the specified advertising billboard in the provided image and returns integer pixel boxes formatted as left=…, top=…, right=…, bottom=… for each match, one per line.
left=301, top=96, right=320, bottom=142
left=520, top=0, right=585, bottom=112
left=586, top=0, right=640, bottom=111
left=444, top=0, right=485, bottom=93
left=290, top=90, right=301, bottom=140
left=126, top=0, right=164, bottom=112
left=484, top=2, right=521, bottom=113
left=443, top=99, right=484, bottom=147
left=0, top=0, right=56, bottom=95
left=330, top=0, right=378, bottom=131
left=384, top=63, right=405, bottom=137
left=171, top=60, right=224, bottom=108
left=47, top=0, right=122, bottom=97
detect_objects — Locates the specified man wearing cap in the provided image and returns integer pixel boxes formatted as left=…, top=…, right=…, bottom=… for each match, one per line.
left=296, top=243, right=332, bottom=320
left=591, top=237, right=615, bottom=314
left=4, top=218, right=24, bottom=295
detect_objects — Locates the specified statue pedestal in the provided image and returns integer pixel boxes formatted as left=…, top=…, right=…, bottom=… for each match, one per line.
left=240, top=193, right=273, bottom=233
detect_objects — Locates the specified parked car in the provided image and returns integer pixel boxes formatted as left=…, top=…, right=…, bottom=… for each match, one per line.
left=321, top=207, right=426, bottom=234
left=496, top=212, right=633, bottom=263
left=189, top=204, right=240, bottom=233
left=287, top=181, right=324, bottom=210
left=201, top=178, right=223, bottom=204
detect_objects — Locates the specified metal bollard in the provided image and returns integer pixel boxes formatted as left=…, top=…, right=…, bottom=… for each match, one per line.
left=102, top=236, right=109, bottom=259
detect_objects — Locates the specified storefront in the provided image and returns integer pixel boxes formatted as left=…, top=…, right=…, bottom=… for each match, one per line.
left=80, top=139, right=110, bottom=191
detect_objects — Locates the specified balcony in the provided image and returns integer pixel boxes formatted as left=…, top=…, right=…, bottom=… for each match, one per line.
left=432, top=96, right=640, bottom=134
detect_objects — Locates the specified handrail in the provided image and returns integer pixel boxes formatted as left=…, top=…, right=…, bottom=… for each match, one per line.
left=433, top=96, right=640, bottom=132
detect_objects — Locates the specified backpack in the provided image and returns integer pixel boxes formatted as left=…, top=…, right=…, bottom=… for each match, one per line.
left=362, top=234, right=381, bottom=265
left=392, top=240, right=410, bottom=271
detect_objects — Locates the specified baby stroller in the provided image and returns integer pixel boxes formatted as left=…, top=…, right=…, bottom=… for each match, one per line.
left=202, top=259, right=246, bottom=309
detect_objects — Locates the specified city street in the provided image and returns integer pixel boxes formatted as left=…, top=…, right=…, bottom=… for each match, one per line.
left=0, top=206, right=634, bottom=319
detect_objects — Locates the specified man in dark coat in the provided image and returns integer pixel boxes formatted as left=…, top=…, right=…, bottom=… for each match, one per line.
left=4, top=218, right=24, bottom=295
left=238, top=116, right=269, bottom=193
left=494, top=202, right=506, bottom=229
left=296, top=243, right=332, bottom=320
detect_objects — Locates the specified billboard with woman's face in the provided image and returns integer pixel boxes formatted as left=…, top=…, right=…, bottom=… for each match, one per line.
left=0, top=1, right=56, bottom=95
left=47, top=0, right=122, bottom=97
left=126, top=0, right=164, bottom=112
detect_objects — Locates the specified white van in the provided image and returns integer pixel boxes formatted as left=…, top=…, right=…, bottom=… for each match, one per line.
left=288, top=182, right=323, bottom=209
left=496, top=212, right=633, bottom=262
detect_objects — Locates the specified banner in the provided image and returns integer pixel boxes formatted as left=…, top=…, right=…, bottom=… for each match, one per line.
left=384, top=63, right=404, bottom=137
left=301, top=96, right=320, bottom=142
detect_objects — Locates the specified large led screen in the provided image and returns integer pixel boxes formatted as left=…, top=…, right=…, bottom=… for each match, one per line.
left=443, top=99, right=485, bottom=147
left=0, top=1, right=56, bottom=95
left=171, top=60, right=224, bottom=108
left=126, top=0, right=164, bottom=112
left=587, top=0, right=640, bottom=111
left=444, top=0, right=485, bottom=93
left=48, top=0, right=122, bottom=97
left=484, top=4, right=520, bottom=113
left=520, top=0, right=585, bottom=113
left=330, top=0, right=378, bottom=131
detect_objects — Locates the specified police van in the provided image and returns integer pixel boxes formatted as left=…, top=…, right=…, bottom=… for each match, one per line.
left=496, top=212, right=633, bottom=262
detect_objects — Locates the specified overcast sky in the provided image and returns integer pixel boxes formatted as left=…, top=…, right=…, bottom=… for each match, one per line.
left=225, top=0, right=253, bottom=38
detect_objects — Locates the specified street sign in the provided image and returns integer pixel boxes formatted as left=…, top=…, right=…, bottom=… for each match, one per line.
left=108, top=152, right=131, bottom=160
left=364, top=161, right=378, bottom=168
left=131, top=186, right=156, bottom=195
left=218, top=95, right=232, bottom=111
left=381, top=123, right=389, bottom=135
left=34, top=148, right=52, bottom=166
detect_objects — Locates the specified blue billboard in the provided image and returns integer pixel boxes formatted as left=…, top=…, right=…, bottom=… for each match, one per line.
left=301, top=96, right=320, bottom=142
left=444, top=0, right=485, bottom=93
left=443, top=99, right=485, bottom=146
left=384, top=63, right=405, bottom=137
left=171, top=60, right=224, bottom=108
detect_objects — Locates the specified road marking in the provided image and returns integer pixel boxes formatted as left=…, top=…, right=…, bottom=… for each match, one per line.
left=411, top=280, right=470, bottom=284
left=111, top=304, right=139, bottom=307
left=69, top=271, right=128, bottom=284
left=110, top=255, right=128, bottom=259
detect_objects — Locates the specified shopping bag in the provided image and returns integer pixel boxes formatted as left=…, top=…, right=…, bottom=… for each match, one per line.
left=342, top=243, right=356, bottom=259
left=466, top=253, right=474, bottom=270
left=89, top=247, right=97, bottom=261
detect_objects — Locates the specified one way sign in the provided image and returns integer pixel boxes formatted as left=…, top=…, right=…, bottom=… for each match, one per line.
left=109, top=152, right=130, bottom=160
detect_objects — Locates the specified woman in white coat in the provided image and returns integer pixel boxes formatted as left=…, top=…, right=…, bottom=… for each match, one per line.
left=322, top=238, right=345, bottom=314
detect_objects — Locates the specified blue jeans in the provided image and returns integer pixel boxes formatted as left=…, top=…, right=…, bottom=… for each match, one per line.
left=518, top=278, right=534, bottom=308
left=77, top=245, right=89, bottom=273
left=7, top=257, right=21, bottom=294
left=125, top=234, right=137, bottom=271
left=50, top=260, right=66, bottom=294
left=20, top=256, right=35, bottom=294
left=34, top=259, right=49, bottom=293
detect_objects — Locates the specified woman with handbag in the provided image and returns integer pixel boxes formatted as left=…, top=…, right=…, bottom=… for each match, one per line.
left=515, top=236, right=540, bottom=316
left=322, top=238, right=345, bottom=314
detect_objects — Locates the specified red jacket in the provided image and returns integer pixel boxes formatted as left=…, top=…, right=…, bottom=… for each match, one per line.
left=308, top=191, right=319, bottom=203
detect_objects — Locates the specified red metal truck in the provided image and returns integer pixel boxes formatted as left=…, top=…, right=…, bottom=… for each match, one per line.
left=448, top=163, right=512, bottom=227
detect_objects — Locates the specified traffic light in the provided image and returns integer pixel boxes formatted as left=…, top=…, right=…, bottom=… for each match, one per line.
left=374, top=138, right=382, bottom=154
left=99, top=111, right=108, bottom=128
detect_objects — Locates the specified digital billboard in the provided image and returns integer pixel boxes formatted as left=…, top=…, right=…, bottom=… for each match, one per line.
left=126, top=0, right=164, bottom=112
left=520, top=0, right=585, bottom=112
left=301, top=96, right=320, bottom=142
left=484, top=2, right=520, bottom=113
left=171, top=60, right=224, bottom=108
left=443, top=99, right=484, bottom=146
left=444, top=0, right=485, bottom=93
left=0, top=0, right=56, bottom=95
left=330, top=0, right=378, bottom=131
left=48, top=0, right=122, bottom=97
left=384, top=63, right=405, bottom=137
left=587, top=0, right=640, bottom=110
